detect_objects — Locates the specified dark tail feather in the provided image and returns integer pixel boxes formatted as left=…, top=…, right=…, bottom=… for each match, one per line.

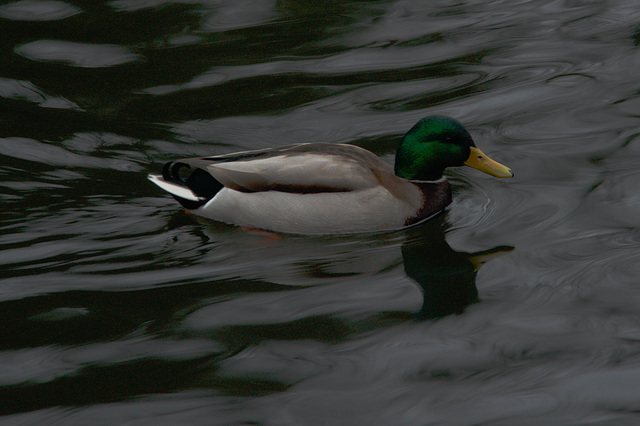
left=157, top=162, right=224, bottom=210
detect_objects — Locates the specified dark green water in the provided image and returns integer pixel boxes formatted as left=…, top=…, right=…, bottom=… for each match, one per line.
left=2, top=0, right=640, bottom=424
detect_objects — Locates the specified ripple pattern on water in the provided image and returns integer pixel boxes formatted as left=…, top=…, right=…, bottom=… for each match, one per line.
left=15, top=41, right=141, bottom=68
left=0, top=78, right=81, bottom=110
left=0, top=0, right=81, bottom=21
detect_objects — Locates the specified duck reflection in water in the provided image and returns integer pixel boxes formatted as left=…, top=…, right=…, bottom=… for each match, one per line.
left=400, top=219, right=512, bottom=320
left=166, top=210, right=512, bottom=324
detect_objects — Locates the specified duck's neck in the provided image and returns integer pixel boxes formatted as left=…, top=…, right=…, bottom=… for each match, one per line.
left=404, top=179, right=452, bottom=226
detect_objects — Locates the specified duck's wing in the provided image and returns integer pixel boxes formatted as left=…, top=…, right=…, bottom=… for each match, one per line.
left=180, top=143, right=393, bottom=193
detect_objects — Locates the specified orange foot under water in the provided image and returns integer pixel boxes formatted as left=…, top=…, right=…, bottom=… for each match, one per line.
left=241, top=227, right=283, bottom=240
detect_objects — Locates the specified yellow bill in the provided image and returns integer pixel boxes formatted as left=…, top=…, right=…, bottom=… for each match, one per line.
left=464, top=147, right=513, bottom=178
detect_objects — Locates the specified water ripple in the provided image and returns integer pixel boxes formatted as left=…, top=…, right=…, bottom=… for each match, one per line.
left=0, top=0, right=81, bottom=21
left=15, top=40, right=141, bottom=68
left=0, top=336, right=222, bottom=401
left=111, top=0, right=278, bottom=32
left=0, top=78, right=81, bottom=110
left=142, top=45, right=489, bottom=97
left=0, top=137, right=143, bottom=171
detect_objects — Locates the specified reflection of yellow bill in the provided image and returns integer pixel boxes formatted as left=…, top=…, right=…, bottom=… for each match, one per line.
left=464, top=147, right=513, bottom=178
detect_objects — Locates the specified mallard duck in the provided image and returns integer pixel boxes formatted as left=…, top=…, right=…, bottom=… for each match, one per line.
left=148, top=116, right=513, bottom=234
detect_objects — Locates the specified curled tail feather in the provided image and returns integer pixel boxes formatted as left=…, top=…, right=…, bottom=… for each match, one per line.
left=149, top=162, right=223, bottom=210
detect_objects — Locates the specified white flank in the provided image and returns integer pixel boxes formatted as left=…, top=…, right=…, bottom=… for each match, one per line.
left=193, top=186, right=419, bottom=235
left=148, top=174, right=203, bottom=201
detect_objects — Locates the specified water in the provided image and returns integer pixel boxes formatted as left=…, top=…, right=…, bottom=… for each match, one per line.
left=2, top=0, right=640, bottom=423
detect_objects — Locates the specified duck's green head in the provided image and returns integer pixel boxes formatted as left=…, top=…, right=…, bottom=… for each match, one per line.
left=394, top=116, right=513, bottom=181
